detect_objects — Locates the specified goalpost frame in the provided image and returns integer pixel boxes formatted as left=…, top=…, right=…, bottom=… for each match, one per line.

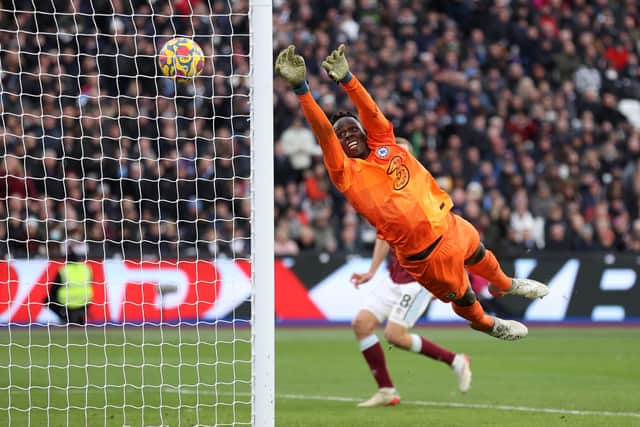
left=250, top=1, right=275, bottom=426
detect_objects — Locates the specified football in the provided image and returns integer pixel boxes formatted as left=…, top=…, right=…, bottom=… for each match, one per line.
left=158, top=37, right=205, bottom=82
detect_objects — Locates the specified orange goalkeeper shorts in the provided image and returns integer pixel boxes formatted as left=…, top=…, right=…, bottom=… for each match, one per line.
left=397, top=212, right=480, bottom=302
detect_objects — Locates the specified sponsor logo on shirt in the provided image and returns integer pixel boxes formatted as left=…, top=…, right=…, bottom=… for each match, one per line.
left=386, top=156, right=410, bottom=190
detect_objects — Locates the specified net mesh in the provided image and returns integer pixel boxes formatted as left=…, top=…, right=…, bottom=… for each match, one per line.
left=0, top=0, right=253, bottom=425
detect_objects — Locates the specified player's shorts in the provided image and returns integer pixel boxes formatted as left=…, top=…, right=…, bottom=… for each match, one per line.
left=397, top=213, right=480, bottom=302
left=361, top=276, right=433, bottom=328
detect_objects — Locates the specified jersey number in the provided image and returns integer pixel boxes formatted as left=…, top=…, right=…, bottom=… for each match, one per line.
left=399, top=294, right=412, bottom=308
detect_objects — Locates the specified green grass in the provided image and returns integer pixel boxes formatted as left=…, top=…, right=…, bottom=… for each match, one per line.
left=0, top=326, right=638, bottom=426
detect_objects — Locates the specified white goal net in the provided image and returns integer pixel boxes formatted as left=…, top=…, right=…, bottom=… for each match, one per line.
left=0, top=0, right=273, bottom=426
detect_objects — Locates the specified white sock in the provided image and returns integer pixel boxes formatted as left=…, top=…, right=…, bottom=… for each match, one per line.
left=359, top=334, right=379, bottom=351
left=409, top=334, right=422, bottom=353
left=452, top=354, right=463, bottom=369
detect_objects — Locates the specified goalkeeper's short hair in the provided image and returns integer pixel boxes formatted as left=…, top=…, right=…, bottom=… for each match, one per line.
left=331, top=110, right=360, bottom=124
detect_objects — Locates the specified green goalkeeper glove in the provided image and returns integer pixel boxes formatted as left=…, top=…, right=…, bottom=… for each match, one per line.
left=322, top=44, right=351, bottom=82
left=275, top=45, right=307, bottom=89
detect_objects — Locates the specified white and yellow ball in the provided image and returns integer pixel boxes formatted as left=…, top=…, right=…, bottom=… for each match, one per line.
left=158, top=37, right=205, bottom=82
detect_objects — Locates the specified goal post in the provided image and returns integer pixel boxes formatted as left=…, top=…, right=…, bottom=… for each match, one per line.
left=0, top=0, right=274, bottom=425
left=250, top=0, right=275, bottom=426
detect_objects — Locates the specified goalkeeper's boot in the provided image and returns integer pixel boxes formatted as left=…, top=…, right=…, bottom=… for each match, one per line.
left=478, top=316, right=528, bottom=341
left=489, top=278, right=549, bottom=299
left=357, top=387, right=400, bottom=407
left=451, top=354, right=472, bottom=393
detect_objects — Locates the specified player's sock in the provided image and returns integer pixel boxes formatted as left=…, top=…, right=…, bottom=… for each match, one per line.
left=359, top=334, right=394, bottom=389
left=466, top=249, right=511, bottom=293
left=452, top=300, right=494, bottom=331
left=409, top=334, right=455, bottom=365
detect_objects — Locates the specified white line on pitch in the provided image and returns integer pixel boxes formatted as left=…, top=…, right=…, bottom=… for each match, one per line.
left=57, top=387, right=640, bottom=419
left=167, top=387, right=640, bottom=419
left=283, top=393, right=640, bottom=419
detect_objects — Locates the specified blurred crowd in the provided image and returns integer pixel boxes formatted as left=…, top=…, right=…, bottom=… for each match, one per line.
left=2, top=0, right=640, bottom=261
left=0, top=0, right=252, bottom=259
left=273, top=0, right=640, bottom=257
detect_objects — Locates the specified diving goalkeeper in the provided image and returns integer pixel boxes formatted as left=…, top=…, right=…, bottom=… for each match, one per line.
left=275, top=45, right=549, bottom=340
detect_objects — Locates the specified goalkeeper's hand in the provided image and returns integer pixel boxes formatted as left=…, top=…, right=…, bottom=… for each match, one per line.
left=322, top=44, right=350, bottom=82
left=275, top=45, right=307, bottom=88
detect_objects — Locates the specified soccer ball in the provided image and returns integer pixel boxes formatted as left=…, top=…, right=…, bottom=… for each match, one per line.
left=158, top=37, right=205, bottom=82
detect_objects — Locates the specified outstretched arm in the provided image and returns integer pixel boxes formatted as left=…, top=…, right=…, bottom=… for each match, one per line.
left=297, top=92, right=346, bottom=184
left=342, top=75, right=392, bottom=138
left=275, top=45, right=348, bottom=189
left=322, top=45, right=392, bottom=139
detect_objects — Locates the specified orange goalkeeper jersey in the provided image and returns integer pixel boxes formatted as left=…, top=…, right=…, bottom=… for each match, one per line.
left=297, top=76, right=453, bottom=256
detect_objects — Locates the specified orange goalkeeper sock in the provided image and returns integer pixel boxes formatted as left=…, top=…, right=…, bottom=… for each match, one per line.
left=466, top=249, right=512, bottom=293
left=452, top=300, right=494, bottom=331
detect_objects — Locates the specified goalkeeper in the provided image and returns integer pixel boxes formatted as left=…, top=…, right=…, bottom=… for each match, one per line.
left=275, top=45, right=548, bottom=340
left=351, top=139, right=470, bottom=408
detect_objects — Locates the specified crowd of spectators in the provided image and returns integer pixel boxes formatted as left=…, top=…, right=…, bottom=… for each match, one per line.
left=0, top=0, right=252, bottom=259
left=2, top=0, right=640, bottom=260
left=273, top=0, right=640, bottom=257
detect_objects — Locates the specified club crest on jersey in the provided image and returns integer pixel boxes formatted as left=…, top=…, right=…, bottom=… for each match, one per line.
left=375, top=146, right=390, bottom=159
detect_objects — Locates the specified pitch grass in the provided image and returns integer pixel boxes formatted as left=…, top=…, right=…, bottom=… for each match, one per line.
left=0, top=326, right=638, bottom=426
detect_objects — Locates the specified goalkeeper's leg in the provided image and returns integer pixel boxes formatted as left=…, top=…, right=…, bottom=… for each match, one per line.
left=424, top=214, right=530, bottom=340
left=452, top=286, right=528, bottom=341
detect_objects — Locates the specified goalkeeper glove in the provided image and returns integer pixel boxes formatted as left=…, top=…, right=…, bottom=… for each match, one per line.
left=275, top=45, right=308, bottom=92
left=322, top=44, right=352, bottom=83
